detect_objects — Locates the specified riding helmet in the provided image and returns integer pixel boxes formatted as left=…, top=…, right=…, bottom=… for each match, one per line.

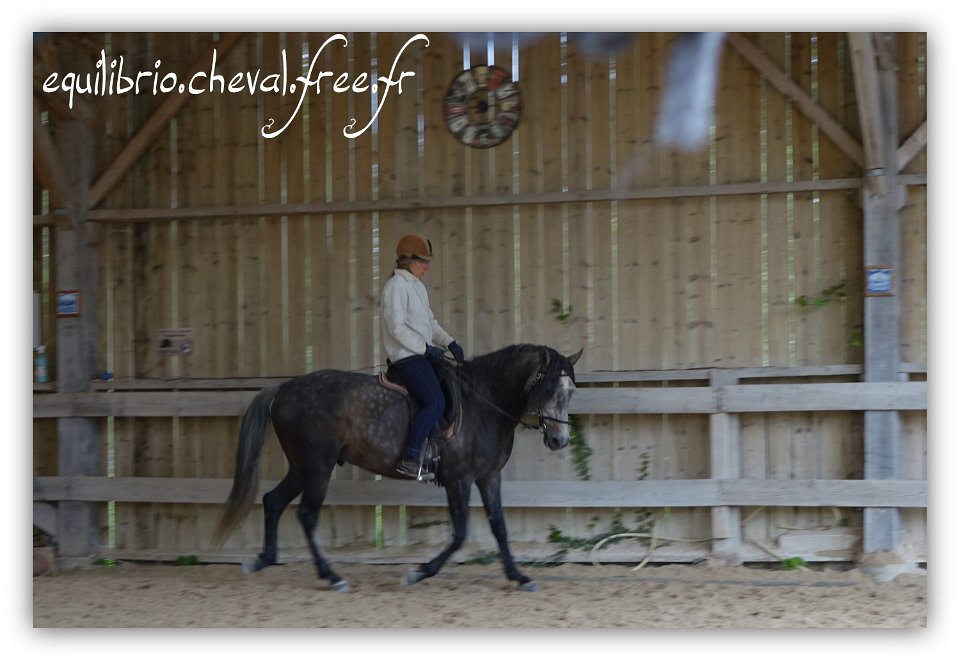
left=396, top=234, right=433, bottom=261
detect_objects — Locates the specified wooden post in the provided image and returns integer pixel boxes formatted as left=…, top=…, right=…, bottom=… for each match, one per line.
left=54, top=114, right=101, bottom=569
left=854, top=33, right=903, bottom=554
left=710, top=369, right=741, bottom=563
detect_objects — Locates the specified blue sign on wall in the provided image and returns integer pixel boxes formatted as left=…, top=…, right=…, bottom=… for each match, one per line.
left=865, top=267, right=894, bottom=297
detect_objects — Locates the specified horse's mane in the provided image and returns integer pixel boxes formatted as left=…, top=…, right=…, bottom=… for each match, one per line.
left=459, top=344, right=574, bottom=412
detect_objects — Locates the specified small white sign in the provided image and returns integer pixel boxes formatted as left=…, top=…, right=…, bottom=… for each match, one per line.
left=865, top=266, right=894, bottom=297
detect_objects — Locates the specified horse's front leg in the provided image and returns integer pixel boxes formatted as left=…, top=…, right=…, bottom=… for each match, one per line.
left=403, top=478, right=471, bottom=587
left=477, top=472, right=537, bottom=591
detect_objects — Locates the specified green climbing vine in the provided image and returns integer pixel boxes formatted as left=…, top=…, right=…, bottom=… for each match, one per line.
left=794, top=278, right=863, bottom=348
left=794, top=279, right=848, bottom=309
left=551, top=297, right=590, bottom=480
left=568, top=416, right=592, bottom=481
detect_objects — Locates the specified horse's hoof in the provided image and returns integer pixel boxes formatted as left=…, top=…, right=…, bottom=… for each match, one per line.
left=518, top=580, right=539, bottom=592
left=242, top=555, right=273, bottom=574
left=403, top=568, right=427, bottom=586
left=330, top=579, right=349, bottom=593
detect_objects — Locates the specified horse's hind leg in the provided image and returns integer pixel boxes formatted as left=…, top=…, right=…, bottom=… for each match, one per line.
left=245, top=470, right=303, bottom=573
left=297, top=473, right=348, bottom=592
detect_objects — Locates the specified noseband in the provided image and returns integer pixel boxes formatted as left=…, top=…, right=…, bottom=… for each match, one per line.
left=525, top=369, right=572, bottom=432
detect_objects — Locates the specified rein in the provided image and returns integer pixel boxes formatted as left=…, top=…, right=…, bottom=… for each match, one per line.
left=367, top=350, right=571, bottom=433
left=445, top=358, right=571, bottom=433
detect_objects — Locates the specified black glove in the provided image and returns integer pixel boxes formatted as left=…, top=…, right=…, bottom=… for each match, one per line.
left=424, top=345, right=445, bottom=363
left=448, top=341, right=465, bottom=364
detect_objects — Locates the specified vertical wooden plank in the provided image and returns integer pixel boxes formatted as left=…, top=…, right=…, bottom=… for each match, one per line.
left=172, top=35, right=212, bottom=551
left=654, top=35, right=680, bottom=371
left=631, top=36, right=666, bottom=370
left=748, top=34, right=794, bottom=546
left=281, top=32, right=309, bottom=378
left=759, top=33, right=792, bottom=369
left=516, top=36, right=554, bottom=350
left=787, top=35, right=823, bottom=532
left=562, top=39, right=589, bottom=367
left=737, top=411, right=767, bottom=555
left=588, top=53, right=614, bottom=372
left=505, top=34, right=555, bottom=549
left=233, top=34, right=266, bottom=379
left=132, top=32, right=178, bottom=559
left=714, top=40, right=763, bottom=368
left=897, top=33, right=926, bottom=367
left=791, top=33, right=826, bottom=370
left=305, top=33, right=332, bottom=375
left=663, top=44, right=714, bottom=371
left=163, top=32, right=192, bottom=553
left=553, top=37, right=595, bottom=545
left=320, top=32, right=361, bottom=549
left=259, top=32, right=287, bottom=380
left=612, top=37, right=639, bottom=371
left=817, top=33, right=863, bottom=366
left=211, top=86, right=240, bottom=380
left=348, top=31, right=379, bottom=550
left=325, top=38, right=354, bottom=376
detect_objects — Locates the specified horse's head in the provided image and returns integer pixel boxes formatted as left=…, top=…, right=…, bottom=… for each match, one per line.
left=529, top=347, right=582, bottom=450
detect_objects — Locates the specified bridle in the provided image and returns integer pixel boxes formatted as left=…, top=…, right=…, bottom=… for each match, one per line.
left=453, top=360, right=572, bottom=433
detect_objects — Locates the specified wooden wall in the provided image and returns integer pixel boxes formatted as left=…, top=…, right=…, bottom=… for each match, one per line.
left=33, top=32, right=927, bottom=563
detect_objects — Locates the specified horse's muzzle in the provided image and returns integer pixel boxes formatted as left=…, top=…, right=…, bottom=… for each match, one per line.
left=543, top=431, right=569, bottom=451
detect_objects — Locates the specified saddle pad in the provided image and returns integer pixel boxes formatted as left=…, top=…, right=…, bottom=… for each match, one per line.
left=378, top=371, right=409, bottom=396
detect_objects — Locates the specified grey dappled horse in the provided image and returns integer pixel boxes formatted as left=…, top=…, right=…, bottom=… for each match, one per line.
left=212, top=344, right=582, bottom=592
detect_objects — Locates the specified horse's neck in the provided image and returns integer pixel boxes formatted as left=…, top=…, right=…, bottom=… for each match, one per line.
left=465, top=349, right=536, bottom=417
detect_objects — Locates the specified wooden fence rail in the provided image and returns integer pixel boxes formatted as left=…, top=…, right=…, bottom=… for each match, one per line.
left=34, top=476, right=926, bottom=509
left=33, top=380, right=927, bottom=418
left=33, top=364, right=928, bottom=565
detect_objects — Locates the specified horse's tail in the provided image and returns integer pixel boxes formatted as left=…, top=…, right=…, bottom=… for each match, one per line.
left=211, top=384, right=280, bottom=548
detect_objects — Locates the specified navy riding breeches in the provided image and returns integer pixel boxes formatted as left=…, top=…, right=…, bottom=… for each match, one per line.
left=390, top=356, right=445, bottom=459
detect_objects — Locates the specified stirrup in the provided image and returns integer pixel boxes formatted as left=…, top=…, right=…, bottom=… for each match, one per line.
left=396, top=456, right=434, bottom=482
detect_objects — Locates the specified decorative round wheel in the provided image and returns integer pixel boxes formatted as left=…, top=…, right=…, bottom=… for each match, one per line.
left=443, top=65, right=522, bottom=148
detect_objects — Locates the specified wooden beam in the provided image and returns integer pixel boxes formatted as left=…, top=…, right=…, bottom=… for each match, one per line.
left=897, top=120, right=927, bottom=172
left=33, top=476, right=928, bottom=509
left=32, top=101, right=72, bottom=210
left=85, top=32, right=244, bottom=209
left=719, top=382, right=926, bottom=412
left=573, top=387, right=717, bottom=414
left=710, top=370, right=741, bottom=564
left=848, top=32, right=887, bottom=194
left=37, top=174, right=927, bottom=226
left=33, top=381, right=927, bottom=418
left=725, top=33, right=865, bottom=168
left=54, top=93, right=101, bottom=569
left=76, top=363, right=922, bottom=390
left=859, top=33, right=903, bottom=555
left=78, top=178, right=867, bottom=223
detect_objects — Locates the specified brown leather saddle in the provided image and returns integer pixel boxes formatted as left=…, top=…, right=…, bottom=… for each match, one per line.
left=379, top=360, right=463, bottom=443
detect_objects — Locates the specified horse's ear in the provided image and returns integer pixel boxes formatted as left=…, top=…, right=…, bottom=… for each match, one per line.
left=567, top=348, right=583, bottom=365
left=539, top=346, right=551, bottom=369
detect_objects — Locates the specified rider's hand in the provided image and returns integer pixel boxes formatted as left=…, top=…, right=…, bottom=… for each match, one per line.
left=424, top=345, right=445, bottom=363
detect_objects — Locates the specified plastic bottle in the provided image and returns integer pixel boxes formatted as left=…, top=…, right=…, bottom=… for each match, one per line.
left=35, top=345, right=49, bottom=384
